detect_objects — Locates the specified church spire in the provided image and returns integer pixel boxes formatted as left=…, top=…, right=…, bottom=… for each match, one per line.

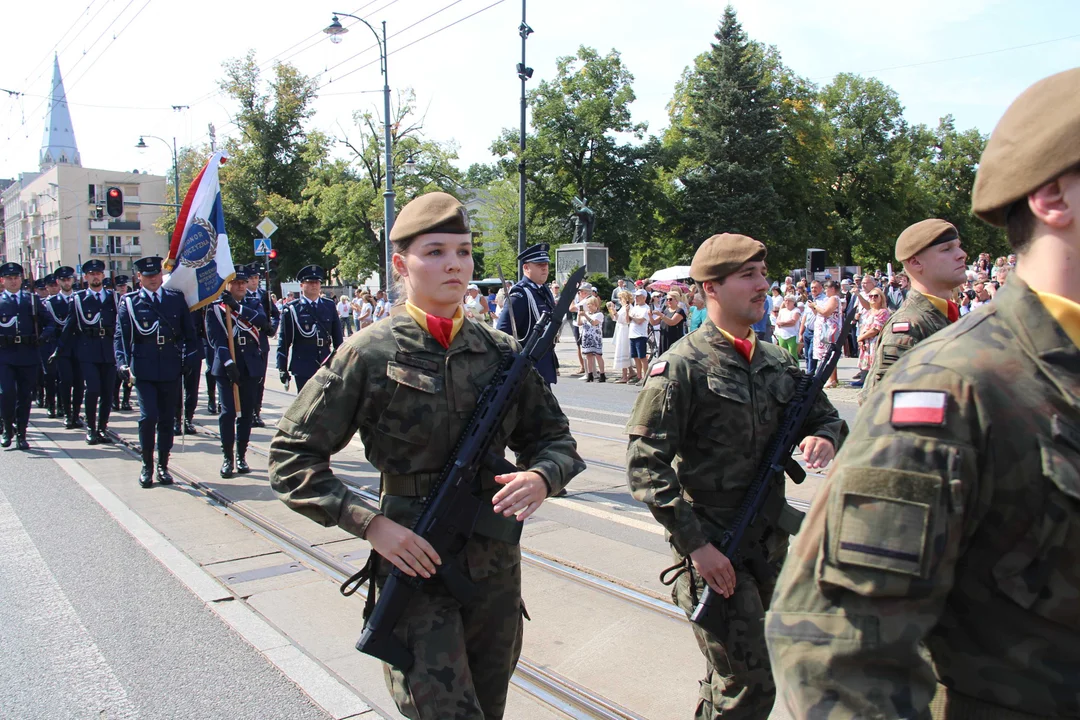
left=40, top=55, right=81, bottom=169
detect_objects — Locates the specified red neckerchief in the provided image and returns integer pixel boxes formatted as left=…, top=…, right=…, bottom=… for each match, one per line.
left=427, top=313, right=454, bottom=349
left=947, top=300, right=960, bottom=324
left=732, top=337, right=753, bottom=363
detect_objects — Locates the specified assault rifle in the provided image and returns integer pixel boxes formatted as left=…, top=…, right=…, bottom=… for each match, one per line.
left=347, top=266, right=587, bottom=670
left=690, top=297, right=856, bottom=629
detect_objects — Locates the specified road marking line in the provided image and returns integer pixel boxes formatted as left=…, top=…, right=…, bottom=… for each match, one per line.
left=549, top=493, right=664, bottom=536
left=557, top=403, right=631, bottom=420
left=32, top=430, right=373, bottom=720
left=0, top=485, right=137, bottom=719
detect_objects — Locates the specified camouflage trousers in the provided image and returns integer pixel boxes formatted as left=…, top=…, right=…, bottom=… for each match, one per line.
left=673, top=555, right=778, bottom=720
left=380, top=561, right=524, bottom=720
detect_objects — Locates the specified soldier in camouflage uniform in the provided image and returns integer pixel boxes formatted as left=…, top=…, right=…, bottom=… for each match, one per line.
left=268, top=191, right=584, bottom=720
left=626, top=233, right=846, bottom=720
left=859, top=218, right=968, bottom=402
left=766, top=67, right=1080, bottom=719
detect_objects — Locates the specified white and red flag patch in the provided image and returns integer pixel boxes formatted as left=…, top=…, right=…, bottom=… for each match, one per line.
left=890, top=391, right=948, bottom=426
left=891, top=321, right=911, bottom=333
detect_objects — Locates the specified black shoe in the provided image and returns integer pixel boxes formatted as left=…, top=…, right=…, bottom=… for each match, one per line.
left=585, top=373, right=594, bottom=382
left=86, top=430, right=100, bottom=445
left=121, top=401, right=133, bottom=412
left=73, top=416, right=84, bottom=428
left=173, top=419, right=182, bottom=436
left=251, top=414, right=266, bottom=429
left=207, top=400, right=218, bottom=415
left=156, top=464, right=174, bottom=485
left=183, top=420, right=197, bottom=435
left=96, top=429, right=112, bottom=444
left=64, top=417, right=76, bottom=429
left=236, top=455, right=251, bottom=474
left=138, top=465, right=154, bottom=488
left=1, top=428, right=12, bottom=448
left=47, top=405, right=57, bottom=419
left=220, top=457, right=234, bottom=479
left=16, top=434, right=30, bottom=451
left=598, top=373, right=606, bottom=383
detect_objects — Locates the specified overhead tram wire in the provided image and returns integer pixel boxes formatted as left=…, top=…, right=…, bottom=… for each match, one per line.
left=64, top=0, right=156, bottom=96
left=20, top=0, right=105, bottom=90
left=320, top=0, right=507, bottom=89
left=276, top=0, right=403, bottom=68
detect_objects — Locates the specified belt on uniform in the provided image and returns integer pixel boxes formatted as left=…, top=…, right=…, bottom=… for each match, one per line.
left=682, top=487, right=804, bottom=536
left=380, top=471, right=521, bottom=545
left=0, top=334, right=35, bottom=347
left=133, top=335, right=173, bottom=345
left=381, top=472, right=443, bottom=497
left=82, top=326, right=114, bottom=337
left=295, top=336, right=327, bottom=347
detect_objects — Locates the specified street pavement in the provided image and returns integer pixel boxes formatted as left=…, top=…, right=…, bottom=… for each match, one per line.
left=0, top=443, right=335, bottom=720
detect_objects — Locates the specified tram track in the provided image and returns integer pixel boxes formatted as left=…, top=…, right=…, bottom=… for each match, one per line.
left=82, top=422, right=647, bottom=720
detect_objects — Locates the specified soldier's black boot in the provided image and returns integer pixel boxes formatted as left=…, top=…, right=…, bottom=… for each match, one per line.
left=207, top=399, right=218, bottom=415
left=157, top=455, right=174, bottom=485
left=47, top=401, right=56, bottom=419
left=85, top=419, right=99, bottom=445
left=235, top=446, right=251, bottom=474
left=16, top=432, right=30, bottom=451
left=220, top=449, right=235, bottom=479
left=96, top=424, right=112, bottom=444
left=173, top=418, right=183, bottom=436
left=183, top=417, right=197, bottom=435
left=138, top=464, right=154, bottom=488
left=121, top=385, right=133, bottom=412
left=1, top=424, right=13, bottom=448
left=251, top=414, right=265, bottom=429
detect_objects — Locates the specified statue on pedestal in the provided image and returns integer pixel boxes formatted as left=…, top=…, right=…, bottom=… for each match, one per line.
left=569, top=196, right=595, bottom=244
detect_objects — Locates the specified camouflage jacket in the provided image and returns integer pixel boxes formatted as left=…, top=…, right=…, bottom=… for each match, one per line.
left=625, top=318, right=847, bottom=558
left=861, top=288, right=949, bottom=401
left=766, top=276, right=1080, bottom=719
left=269, top=308, right=584, bottom=581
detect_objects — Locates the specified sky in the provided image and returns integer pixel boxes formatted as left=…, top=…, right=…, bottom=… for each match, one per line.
left=1, top=0, right=1078, bottom=184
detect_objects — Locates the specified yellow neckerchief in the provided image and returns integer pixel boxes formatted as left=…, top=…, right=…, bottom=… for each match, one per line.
left=1035, top=291, right=1080, bottom=349
left=404, top=300, right=464, bottom=347
left=716, top=325, right=757, bottom=362
left=923, top=292, right=950, bottom=317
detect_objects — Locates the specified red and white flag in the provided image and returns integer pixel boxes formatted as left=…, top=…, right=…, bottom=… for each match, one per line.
left=890, top=391, right=947, bottom=426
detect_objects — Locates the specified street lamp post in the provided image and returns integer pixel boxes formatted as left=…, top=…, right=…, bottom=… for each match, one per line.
left=517, top=1, right=534, bottom=272
left=135, top=135, right=181, bottom=209
left=324, top=13, right=396, bottom=295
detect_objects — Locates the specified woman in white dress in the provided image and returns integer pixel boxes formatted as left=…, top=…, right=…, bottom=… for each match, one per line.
left=606, top=290, right=633, bottom=383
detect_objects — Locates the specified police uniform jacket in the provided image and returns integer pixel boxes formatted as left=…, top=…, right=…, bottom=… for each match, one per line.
left=276, top=296, right=343, bottom=379
left=268, top=309, right=584, bottom=582
left=626, top=319, right=847, bottom=559
left=247, top=287, right=280, bottom=345
left=0, top=289, right=55, bottom=367
left=43, top=293, right=73, bottom=357
left=861, top=287, right=949, bottom=397
left=767, top=277, right=1080, bottom=719
left=496, top=279, right=558, bottom=384
left=60, top=288, right=119, bottom=365
left=114, top=287, right=198, bottom=383
left=206, top=301, right=267, bottom=378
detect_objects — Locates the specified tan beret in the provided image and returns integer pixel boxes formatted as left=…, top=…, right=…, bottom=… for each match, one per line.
left=690, top=233, right=767, bottom=282
left=389, top=191, right=470, bottom=244
left=895, top=218, right=959, bottom=262
left=972, top=67, right=1080, bottom=227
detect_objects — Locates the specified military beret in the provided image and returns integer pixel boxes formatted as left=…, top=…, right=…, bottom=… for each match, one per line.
left=134, top=256, right=164, bottom=275
left=82, top=259, right=105, bottom=273
left=297, top=265, right=325, bottom=282
left=973, top=68, right=1080, bottom=227
left=895, top=219, right=959, bottom=261
left=390, top=191, right=470, bottom=245
left=518, top=243, right=550, bottom=265
left=54, top=266, right=75, bottom=279
left=690, top=234, right=767, bottom=283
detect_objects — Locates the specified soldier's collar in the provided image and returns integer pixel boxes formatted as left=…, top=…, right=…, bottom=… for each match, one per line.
left=1001, top=277, right=1080, bottom=363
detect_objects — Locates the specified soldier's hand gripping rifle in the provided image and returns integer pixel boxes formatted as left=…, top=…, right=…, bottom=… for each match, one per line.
left=343, top=266, right=587, bottom=670
left=689, top=297, right=857, bottom=630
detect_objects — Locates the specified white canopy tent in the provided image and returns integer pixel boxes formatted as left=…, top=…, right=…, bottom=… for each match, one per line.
left=650, top=265, right=693, bottom=282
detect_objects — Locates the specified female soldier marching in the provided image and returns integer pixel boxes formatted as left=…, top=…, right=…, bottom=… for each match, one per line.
left=269, top=192, right=584, bottom=720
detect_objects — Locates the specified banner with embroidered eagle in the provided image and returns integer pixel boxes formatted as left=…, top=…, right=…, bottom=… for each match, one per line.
left=163, top=151, right=235, bottom=309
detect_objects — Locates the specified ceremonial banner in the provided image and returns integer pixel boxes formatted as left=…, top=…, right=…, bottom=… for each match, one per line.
left=164, top=151, right=234, bottom=309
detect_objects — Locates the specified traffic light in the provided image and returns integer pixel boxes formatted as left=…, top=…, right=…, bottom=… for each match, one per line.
left=105, top=187, right=124, bottom=218
left=267, top=248, right=278, bottom=280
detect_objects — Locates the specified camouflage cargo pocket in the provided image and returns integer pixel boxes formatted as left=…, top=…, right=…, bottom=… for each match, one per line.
left=992, top=439, right=1080, bottom=629
left=819, top=466, right=942, bottom=596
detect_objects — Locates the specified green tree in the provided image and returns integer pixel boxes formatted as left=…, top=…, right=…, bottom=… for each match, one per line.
left=153, top=144, right=213, bottom=239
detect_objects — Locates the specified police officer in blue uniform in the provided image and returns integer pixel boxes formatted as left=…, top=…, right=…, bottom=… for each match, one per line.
left=172, top=307, right=204, bottom=437
left=39, top=274, right=62, bottom=418
left=33, top=276, right=55, bottom=412
left=496, top=242, right=559, bottom=385
left=48, top=266, right=83, bottom=428
left=199, top=305, right=217, bottom=415
left=276, top=265, right=343, bottom=392
left=115, top=257, right=198, bottom=487
left=207, top=266, right=271, bottom=478
left=245, top=263, right=279, bottom=428
left=60, top=259, right=119, bottom=445
left=111, top=274, right=135, bottom=413
left=0, top=262, right=54, bottom=450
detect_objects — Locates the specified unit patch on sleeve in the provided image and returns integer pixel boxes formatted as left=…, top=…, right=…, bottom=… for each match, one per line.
left=649, top=361, right=668, bottom=377
left=890, top=390, right=948, bottom=427
left=891, top=321, right=911, bottom=333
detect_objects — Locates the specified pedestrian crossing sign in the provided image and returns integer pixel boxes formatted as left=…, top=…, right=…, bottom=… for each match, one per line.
left=254, top=238, right=272, bottom=256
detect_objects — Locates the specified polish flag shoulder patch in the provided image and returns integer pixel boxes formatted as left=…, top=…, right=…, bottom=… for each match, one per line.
left=649, top=361, right=668, bottom=377
left=891, top=321, right=911, bottom=333
left=890, top=391, right=948, bottom=427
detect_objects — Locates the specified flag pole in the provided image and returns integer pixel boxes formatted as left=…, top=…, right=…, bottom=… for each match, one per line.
left=223, top=306, right=241, bottom=411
